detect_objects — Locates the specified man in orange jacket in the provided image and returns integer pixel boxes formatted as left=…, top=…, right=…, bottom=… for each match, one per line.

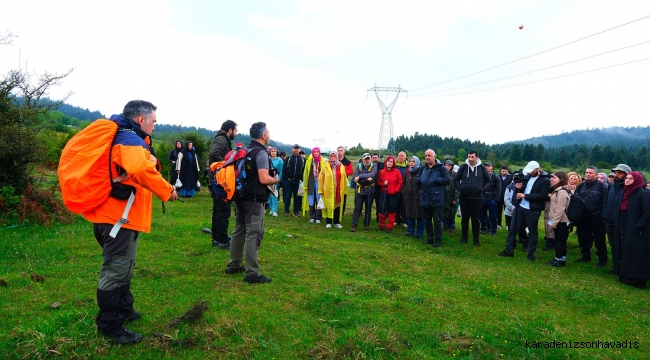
left=83, top=100, right=178, bottom=344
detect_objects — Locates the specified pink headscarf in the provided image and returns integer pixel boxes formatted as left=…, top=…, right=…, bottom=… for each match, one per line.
left=621, top=171, right=644, bottom=211
left=311, top=147, right=321, bottom=164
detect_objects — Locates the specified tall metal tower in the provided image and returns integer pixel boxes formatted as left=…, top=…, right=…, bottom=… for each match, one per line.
left=368, top=85, right=407, bottom=155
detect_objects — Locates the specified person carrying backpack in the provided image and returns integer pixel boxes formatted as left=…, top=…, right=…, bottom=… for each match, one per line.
left=84, top=100, right=178, bottom=344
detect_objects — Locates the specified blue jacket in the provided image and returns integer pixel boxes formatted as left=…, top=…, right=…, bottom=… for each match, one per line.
left=417, top=159, right=450, bottom=208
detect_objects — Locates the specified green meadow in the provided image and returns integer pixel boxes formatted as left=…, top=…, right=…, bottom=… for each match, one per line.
left=1, top=188, right=648, bottom=359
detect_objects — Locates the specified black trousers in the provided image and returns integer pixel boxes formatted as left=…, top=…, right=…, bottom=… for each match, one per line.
left=282, top=178, right=302, bottom=215
left=459, top=196, right=482, bottom=241
left=606, top=223, right=619, bottom=272
left=554, top=222, right=569, bottom=259
left=504, top=207, right=541, bottom=254
left=421, top=206, right=443, bottom=243
left=352, top=192, right=374, bottom=227
left=577, top=217, right=607, bottom=262
left=211, top=197, right=231, bottom=243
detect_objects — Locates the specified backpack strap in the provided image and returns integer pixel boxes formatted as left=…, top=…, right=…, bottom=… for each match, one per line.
left=108, top=191, right=136, bottom=238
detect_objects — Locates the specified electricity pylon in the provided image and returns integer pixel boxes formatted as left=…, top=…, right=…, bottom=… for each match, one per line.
left=368, top=85, right=407, bottom=155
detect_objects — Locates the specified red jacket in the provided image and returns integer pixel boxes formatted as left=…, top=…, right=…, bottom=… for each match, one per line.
left=378, top=156, right=403, bottom=195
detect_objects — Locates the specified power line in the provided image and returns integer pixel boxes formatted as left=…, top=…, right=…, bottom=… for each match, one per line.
left=409, top=14, right=650, bottom=92
left=412, top=57, right=649, bottom=99
left=411, top=40, right=650, bottom=97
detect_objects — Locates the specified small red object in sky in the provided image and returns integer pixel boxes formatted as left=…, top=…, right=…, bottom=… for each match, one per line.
left=519, top=24, right=524, bottom=29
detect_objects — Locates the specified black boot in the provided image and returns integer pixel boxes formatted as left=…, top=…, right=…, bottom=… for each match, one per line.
left=118, top=283, right=140, bottom=324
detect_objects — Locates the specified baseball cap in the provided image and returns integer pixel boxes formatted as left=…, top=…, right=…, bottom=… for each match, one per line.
left=485, top=161, right=493, bottom=166
left=611, top=164, right=631, bottom=173
left=292, top=144, right=300, bottom=148
left=362, top=153, right=371, bottom=159
left=445, top=160, right=454, bottom=165
left=522, top=161, right=540, bottom=175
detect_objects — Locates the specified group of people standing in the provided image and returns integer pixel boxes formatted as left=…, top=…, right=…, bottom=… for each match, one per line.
left=167, top=139, right=201, bottom=198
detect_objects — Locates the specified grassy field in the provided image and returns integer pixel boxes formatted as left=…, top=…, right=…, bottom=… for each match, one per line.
left=1, top=187, right=648, bottom=359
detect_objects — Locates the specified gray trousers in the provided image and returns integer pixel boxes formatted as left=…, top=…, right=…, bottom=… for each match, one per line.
left=228, top=201, right=265, bottom=277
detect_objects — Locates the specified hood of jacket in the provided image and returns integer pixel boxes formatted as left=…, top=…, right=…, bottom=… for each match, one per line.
left=465, top=157, right=482, bottom=171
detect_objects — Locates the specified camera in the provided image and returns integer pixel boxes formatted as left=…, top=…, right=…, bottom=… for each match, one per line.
left=512, top=170, right=524, bottom=183
left=269, top=168, right=278, bottom=177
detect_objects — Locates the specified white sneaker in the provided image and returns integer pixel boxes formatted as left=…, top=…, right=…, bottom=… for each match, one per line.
left=326, top=224, right=332, bottom=228
left=272, top=212, right=277, bottom=217
left=334, top=224, right=343, bottom=229
left=309, top=219, right=315, bottom=224
left=315, top=220, right=321, bottom=224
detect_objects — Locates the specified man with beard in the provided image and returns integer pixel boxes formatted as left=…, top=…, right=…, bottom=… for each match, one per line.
left=454, top=151, right=491, bottom=246
left=209, top=120, right=238, bottom=249
left=498, top=161, right=551, bottom=261
left=603, top=164, right=631, bottom=275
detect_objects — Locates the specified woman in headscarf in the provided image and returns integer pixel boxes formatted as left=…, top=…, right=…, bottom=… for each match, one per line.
left=168, top=140, right=183, bottom=184
left=176, top=141, right=200, bottom=198
left=376, top=155, right=403, bottom=232
left=267, top=147, right=284, bottom=217
left=545, top=171, right=571, bottom=267
left=319, top=151, right=349, bottom=228
left=401, top=156, right=423, bottom=237
left=302, top=147, right=326, bottom=224
left=616, top=171, right=650, bottom=288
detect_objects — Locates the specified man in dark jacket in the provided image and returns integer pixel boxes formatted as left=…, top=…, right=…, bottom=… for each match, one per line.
left=497, top=166, right=512, bottom=229
left=442, top=160, right=460, bottom=231
left=283, top=144, right=305, bottom=217
left=454, top=151, right=491, bottom=246
left=498, top=161, right=551, bottom=261
left=574, top=166, right=608, bottom=267
left=480, top=162, right=501, bottom=236
left=209, top=120, right=238, bottom=249
left=603, top=163, right=631, bottom=275
left=417, top=149, right=450, bottom=247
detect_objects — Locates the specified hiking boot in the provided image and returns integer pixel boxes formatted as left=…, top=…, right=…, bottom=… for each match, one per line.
left=103, top=327, right=143, bottom=345
left=527, top=253, right=536, bottom=262
left=216, top=242, right=231, bottom=250
left=293, top=213, right=301, bottom=218
left=123, top=311, right=141, bottom=324
left=461, top=238, right=468, bottom=244
left=546, top=259, right=566, bottom=267
left=474, top=240, right=481, bottom=247
left=243, top=274, right=272, bottom=284
left=498, top=251, right=514, bottom=257
left=225, top=265, right=246, bottom=275
left=364, top=226, right=370, bottom=231
left=334, top=224, right=343, bottom=229
left=350, top=226, right=357, bottom=233
left=284, top=213, right=289, bottom=217
left=433, top=240, right=441, bottom=247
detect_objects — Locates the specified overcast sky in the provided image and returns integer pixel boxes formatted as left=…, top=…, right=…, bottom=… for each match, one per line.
left=1, top=0, right=649, bottom=151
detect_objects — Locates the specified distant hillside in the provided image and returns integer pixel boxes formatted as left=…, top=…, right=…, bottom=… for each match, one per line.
left=56, top=102, right=105, bottom=121
left=515, top=127, right=650, bottom=148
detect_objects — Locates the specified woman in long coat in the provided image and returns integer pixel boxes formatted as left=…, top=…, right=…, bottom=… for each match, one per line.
left=302, top=147, right=327, bottom=223
left=401, top=156, right=423, bottom=238
left=615, top=171, right=650, bottom=288
left=176, top=141, right=200, bottom=198
left=318, top=151, right=349, bottom=228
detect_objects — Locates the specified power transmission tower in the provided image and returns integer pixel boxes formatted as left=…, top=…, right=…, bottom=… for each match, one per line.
left=367, top=85, right=407, bottom=155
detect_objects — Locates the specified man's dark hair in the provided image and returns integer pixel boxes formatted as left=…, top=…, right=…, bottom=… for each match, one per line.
left=299, top=151, right=305, bottom=155
left=123, top=100, right=157, bottom=121
left=372, top=153, right=379, bottom=157
left=501, top=165, right=509, bottom=170
left=220, top=120, right=237, bottom=132
left=468, top=150, right=478, bottom=157
left=250, top=122, right=267, bottom=139
left=279, top=151, right=286, bottom=157
left=587, top=165, right=598, bottom=173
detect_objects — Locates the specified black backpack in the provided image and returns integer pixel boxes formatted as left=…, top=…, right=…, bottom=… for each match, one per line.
left=563, top=189, right=588, bottom=222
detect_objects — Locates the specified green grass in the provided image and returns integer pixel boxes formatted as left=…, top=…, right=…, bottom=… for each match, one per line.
left=1, top=188, right=649, bottom=359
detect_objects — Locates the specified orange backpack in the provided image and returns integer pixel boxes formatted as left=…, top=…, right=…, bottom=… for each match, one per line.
left=210, top=147, right=248, bottom=201
left=58, top=120, right=120, bottom=214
